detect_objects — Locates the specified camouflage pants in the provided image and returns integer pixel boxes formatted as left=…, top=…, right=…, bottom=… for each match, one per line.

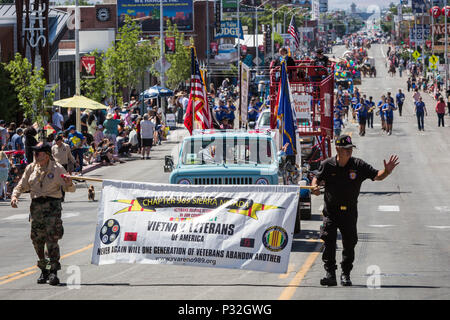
left=30, top=198, right=64, bottom=271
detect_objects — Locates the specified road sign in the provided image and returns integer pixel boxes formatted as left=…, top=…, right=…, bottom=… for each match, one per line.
left=429, top=54, right=439, bottom=65
left=154, top=57, right=171, bottom=73
left=409, top=25, right=431, bottom=43
left=429, top=64, right=437, bottom=70
left=412, top=50, right=421, bottom=60
left=411, top=0, right=428, bottom=14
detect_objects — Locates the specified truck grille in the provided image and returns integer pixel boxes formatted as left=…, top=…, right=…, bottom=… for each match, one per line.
left=193, top=177, right=253, bottom=185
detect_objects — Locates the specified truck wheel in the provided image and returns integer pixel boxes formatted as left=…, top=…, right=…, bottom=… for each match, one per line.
left=300, top=196, right=312, bottom=220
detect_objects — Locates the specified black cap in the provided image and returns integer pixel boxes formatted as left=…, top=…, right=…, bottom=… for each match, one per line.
left=335, top=134, right=356, bottom=149
left=32, top=143, right=52, bottom=154
left=316, top=48, right=323, bottom=54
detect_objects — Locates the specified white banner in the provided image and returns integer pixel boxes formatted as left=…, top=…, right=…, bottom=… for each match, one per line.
left=240, top=63, right=250, bottom=124
left=92, top=181, right=299, bottom=273
left=292, top=94, right=312, bottom=121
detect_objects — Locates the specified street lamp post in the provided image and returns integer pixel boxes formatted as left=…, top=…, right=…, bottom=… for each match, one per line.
left=253, top=0, right=270, bottom=72
left=75, top=0, right=81, bottom=131
left=445, top=0, right=448, bottom=94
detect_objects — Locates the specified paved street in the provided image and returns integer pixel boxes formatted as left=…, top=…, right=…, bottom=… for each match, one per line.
left=1, top=44, right=449, bottom=300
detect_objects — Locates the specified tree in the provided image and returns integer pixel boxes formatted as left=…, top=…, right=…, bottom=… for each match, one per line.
left=0, top=63, right=20, bottom=123
left=5, top=53, right=55, bottom=126
left=105, top=15, right=154, bottom=103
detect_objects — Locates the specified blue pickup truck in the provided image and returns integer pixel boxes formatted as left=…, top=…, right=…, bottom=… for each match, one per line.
left=164, top=130, right=312, bottom=233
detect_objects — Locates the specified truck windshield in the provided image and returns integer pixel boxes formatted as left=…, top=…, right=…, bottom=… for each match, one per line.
left=181, top=137, right=274, bottom=165
left=258, top=112, right=270, bottom=127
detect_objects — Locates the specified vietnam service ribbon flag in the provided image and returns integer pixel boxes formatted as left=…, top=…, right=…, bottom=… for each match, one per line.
left=184, top=47, right=212, bottom=135
left=91, top=180, right=300, bottom=273
left=276, top=61, right=297, bottom=156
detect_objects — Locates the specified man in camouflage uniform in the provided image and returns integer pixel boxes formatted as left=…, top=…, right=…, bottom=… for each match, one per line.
left=11, top=143, right=75, bottom=285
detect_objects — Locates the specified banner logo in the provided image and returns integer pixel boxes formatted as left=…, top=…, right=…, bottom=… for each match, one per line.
left=262, top=226, right=288, bottom=252
left=100, top=219, right=120, bottom=245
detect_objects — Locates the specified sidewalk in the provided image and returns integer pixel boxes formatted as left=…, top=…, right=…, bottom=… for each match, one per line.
left=81, top=124, right=189, bottom=175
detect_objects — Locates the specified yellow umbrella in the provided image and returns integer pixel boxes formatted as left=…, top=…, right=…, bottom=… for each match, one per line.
left=53, top=95, right=107, bottom=110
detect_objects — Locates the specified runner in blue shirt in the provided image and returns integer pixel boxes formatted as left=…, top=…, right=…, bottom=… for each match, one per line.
left=355, top=98, right=368, bottom=136
left=333, top=112, right=344, bottom=138
left=414, top=96, right=428, bottom=131
left=376, top=95, right=386, bottom=132
left=395, top=89, right=405, bottom=116
left=334, top=102, right=343, bottom=120
left=382, top=99, right=397, bottom=135
left=366, top=96, right=375, bottom=129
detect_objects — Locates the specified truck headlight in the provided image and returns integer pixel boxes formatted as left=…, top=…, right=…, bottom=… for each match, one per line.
left=178, top=178, right=191, bottom=185
left=255, top=178, right=269, bottom=185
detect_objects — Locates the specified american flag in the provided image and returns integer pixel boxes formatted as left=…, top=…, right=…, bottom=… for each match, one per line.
left=184, top=47, right=212, bottom=135
left=288, top=15, right=300, bottom=49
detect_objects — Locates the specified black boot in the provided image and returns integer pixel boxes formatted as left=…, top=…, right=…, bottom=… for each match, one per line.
left=48, top=271, right=60, bottom=286
left=37, top=270, right=50, bottom=284
left=340, top=273, right=352, bottom=286
left=320, top=271, right=337, bottom=286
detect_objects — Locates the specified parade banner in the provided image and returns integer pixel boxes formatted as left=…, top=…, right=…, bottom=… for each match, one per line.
left=240, top=62, right=250, bottom=124
left=292, top=93, right=312, bottom=122
left=92, top=181, right=299, bottom=273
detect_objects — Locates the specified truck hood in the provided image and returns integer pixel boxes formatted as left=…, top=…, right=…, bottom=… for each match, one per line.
left=171, top=165, right=277, bottom=177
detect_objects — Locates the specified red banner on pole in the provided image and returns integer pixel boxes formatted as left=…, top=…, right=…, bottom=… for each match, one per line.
left=81, top=56, right=96, bottom=79
left=165, top=37, right=176, bottom=54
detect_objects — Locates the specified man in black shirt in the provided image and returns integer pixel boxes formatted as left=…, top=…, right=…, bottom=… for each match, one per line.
left=311, top=134, right=399, bottom=286
left=314, top=48, right=329, bottom=67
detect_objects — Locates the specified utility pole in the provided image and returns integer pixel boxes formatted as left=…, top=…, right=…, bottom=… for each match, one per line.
left=206, top=0, right=210, bottom=86
left=446, top=0, right=448, bottom=94
left=160, top=0, right=165, bottom=114
left=75, top=0, right=81, bottom=132
left=237, top=0, right=240, bottom=89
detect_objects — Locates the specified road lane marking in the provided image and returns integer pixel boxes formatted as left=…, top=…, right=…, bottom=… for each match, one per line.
left=278, top=240, right=323, bottom=300
left=0, top=243, right=93, bottom=286
left=368, top=225, right=396, bottom=228
left=434, top=206, right=450, bottom=212
left=426, top=226, right=450, bottom=229
left=2, top=214, right=29, bottom=221
left=377, top=205, right=400, bottom=212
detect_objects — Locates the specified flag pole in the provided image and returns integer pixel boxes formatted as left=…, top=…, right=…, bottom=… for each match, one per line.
left=62, top=174, right=318, bottom=189
left=62, top=175, right=103, bottom=183
left=190, top=46, right=196, bottom=134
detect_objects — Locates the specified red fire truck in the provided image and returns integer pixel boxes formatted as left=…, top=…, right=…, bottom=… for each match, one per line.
left=269, top=59, right=336, bottom=169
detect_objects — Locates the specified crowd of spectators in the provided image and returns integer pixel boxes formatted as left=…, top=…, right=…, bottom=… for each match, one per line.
left=0, top=92, right=191, bottom=200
